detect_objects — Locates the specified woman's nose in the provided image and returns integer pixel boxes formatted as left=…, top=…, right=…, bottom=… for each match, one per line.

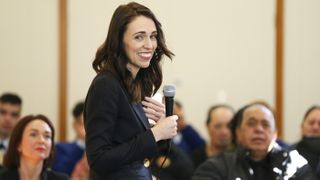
left=38, top=135, right=45, bottom=143
left=143, top=38, right=153, bottom=49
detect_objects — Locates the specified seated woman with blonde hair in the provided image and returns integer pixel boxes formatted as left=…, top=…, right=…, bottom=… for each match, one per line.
left=0, top=114, right=68, bottom=180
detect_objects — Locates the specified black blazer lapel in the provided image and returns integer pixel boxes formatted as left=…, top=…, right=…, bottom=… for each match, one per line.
left=117, top=80, right=150, bottom=130
left=131, top=103, right=150, bottom=130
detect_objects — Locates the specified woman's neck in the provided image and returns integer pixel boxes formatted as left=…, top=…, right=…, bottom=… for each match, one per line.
left=18, top=158, right=43, bottom=180
left=126, top=63, right=139, bottom=79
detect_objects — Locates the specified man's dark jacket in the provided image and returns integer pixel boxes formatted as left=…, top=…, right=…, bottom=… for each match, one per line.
left=192, top=144, right=317, bottom=180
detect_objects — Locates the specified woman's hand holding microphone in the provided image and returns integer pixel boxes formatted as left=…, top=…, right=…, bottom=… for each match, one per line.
left=142, top=97, right=178, bottom=142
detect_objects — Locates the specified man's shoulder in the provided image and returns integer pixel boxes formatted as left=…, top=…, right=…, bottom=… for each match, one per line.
left=270, top=147, right=318, bottom=179
left=54, top=142, right=84, bottom=159
left=193, top=152, right=236, bottom=180
left=0, top=168, right=19, bottom=179
left=55, top=142, right=82, bottom=151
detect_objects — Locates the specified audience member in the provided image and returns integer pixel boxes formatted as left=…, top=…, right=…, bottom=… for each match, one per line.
left=230, top=101, right=289, bottom=149
left=301, top=105, right=320, bottom=137
left=229, top=105, right=248, bottom=147
left=172, top=101, right=205, bottom=154
left=0, top=114, right=68, bottom=179
left=252, top=100, right=289, bottom=148
left=292, top=105, right=320, bottom=178
left=193, top=104, right=317, bottom=180
left=0, top=93, right=22, bottom=167
left=52, top=101, right=86, bottom=176
left=192, top=104, right=234, bottom=168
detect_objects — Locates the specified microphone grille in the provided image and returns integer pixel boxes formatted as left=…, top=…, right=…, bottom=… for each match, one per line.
left=163, top=85, right=176, bottom=97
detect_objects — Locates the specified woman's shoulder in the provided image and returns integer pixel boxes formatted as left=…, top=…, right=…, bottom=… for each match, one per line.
left=0, top=168, right=19, bottom=179
left=45, top=169, right=69, bottom=180
left=0, top=168, right=69, bottom=180
left=92, top=71, right=121, bottom=86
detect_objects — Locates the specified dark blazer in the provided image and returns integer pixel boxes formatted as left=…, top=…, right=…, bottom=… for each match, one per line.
left=52, top=142, right=85, bottom=176
left=0, top=168, right=68, bottom=180
left=84, top=72, right=159, bottom=180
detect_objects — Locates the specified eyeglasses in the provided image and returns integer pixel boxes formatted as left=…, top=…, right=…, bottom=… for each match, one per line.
left=0, top=108, right=20, bottom=118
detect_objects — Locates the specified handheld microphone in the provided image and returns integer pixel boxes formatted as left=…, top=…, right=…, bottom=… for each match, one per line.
left=157, top=85, right=175, bottom=180
left=163, top=85, right=176, bottom=117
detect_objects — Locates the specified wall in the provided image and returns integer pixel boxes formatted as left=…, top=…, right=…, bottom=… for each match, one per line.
left=1, top=0, right=319, bottom=143
left=284, top=0, right=320, bottom=143
left=0, top=0, right=59, bottom=135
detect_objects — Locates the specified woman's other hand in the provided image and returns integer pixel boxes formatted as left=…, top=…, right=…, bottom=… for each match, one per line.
left=142, top=96, right=165, bottom=125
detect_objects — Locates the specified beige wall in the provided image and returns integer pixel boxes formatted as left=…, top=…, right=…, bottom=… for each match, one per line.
left=0, top=1, right=59, bottom=134
left=284, top=0, right=320, bottom=143
left=1, top=0, right=319, bottom=143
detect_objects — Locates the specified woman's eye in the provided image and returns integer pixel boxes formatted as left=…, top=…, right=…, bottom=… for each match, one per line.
left=29, top=132, right=36, bottom=136
left=150, top=35, right=157, bottom=40
left=135, top=35, right=143, bottom=40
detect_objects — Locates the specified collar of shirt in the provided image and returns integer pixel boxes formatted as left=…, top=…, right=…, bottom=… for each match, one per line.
left=75, top=139, right=85, bottom=149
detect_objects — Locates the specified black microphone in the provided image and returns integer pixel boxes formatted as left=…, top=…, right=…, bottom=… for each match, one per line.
left=157, top=85, right=175, bottom=180
left=163, top=85, right=176, bottom=117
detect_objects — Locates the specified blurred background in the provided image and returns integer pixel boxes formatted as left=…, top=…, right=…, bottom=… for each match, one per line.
left=0, top=0, right=319, bottom=143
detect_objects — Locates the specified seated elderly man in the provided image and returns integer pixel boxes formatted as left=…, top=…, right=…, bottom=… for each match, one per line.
left=193, top=104, right=317, bottom=180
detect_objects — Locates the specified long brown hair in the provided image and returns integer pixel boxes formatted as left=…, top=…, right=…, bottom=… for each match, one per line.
left=3, top=114, right=55, bottom=169
left=92, top=2, right=174, bottom=102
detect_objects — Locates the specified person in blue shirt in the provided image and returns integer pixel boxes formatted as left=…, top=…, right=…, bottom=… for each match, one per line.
left=52, top=101, right=86, bottom=176
left=172, top=101, right=205, bottom=154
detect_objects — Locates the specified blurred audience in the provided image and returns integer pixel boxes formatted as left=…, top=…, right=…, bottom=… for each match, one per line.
left=193, top=104, right=317, bottom=179
left=301, top=105, right=320, bottom=137
left=291, top=105, right=320, bottom=178
left=52, top=101, right=86, bottom=176
left=172, top=101, right=205, bottom=154
left=192, top=104, right=234, bottom=168
left=0, top=93, right=22, bottom=168
left=0, top=114, right=68, bottom=179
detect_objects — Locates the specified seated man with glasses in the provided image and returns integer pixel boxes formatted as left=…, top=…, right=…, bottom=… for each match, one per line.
left=0, top=93, right=22, bottom=168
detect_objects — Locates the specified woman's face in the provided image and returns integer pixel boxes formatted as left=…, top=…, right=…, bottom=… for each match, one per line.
left=123, top=15, right=158, bottom=76
left=207, top=108, right=233, bottom=148
left=19, top=119, right=52, bottom=162
left=302, top=109, right=320, bottom=137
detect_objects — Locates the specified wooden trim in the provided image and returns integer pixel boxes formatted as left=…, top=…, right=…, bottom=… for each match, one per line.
left=275, top=0, right=284, bottom=138
left=58, top=0, right=67, bottom=141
